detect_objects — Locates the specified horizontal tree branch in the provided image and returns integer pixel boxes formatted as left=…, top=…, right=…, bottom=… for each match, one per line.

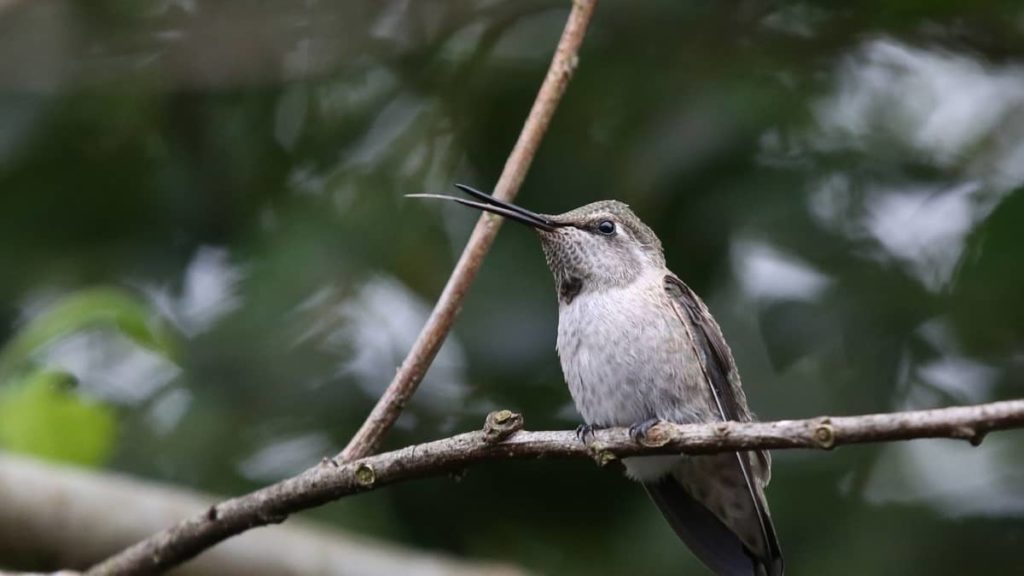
left=89, top=399, right=1024, bottom=575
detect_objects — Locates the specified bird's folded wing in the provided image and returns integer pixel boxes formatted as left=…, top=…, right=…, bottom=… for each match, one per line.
left=663, top=274, right=783, bottom=574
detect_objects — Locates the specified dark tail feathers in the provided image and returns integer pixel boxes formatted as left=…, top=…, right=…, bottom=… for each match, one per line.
left=644, top=479, right=783, bottom=576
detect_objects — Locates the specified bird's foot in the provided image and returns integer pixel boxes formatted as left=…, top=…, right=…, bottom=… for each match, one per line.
left=628, top=418, right=662, bottom=443
left=576, top=423, right=604, bottom=445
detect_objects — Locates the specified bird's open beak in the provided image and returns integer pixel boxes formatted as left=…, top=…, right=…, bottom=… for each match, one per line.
left=408, top=184, right=559, bottom=232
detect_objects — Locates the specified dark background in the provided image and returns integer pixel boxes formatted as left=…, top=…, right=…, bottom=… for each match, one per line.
left=1, top=1, right=1023, bottom=574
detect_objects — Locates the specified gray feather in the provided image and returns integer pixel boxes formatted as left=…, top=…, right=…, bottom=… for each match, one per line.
left=645, top=478, right=765, bottom=576
left=664, top=275, right=783, bottom=575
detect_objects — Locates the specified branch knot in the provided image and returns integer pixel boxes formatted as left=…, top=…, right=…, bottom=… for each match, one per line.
left=354, top=464, right=376, bottom=488
left=483, top=410, right=524, bottom=443
left=813, top=420, right=836, bottom=450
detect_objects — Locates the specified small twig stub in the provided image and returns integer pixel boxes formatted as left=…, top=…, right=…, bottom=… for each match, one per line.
left=484, top=410, right=525, bottom=442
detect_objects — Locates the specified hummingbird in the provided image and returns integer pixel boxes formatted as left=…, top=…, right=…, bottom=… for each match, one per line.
left=412, top=184, right=784, bottom=576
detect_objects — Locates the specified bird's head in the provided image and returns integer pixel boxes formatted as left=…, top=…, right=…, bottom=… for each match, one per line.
left=411, top=185, right=665, bottom=302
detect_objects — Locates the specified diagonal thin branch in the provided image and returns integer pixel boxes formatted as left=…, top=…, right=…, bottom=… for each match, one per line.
left=339, top=0, right=599, bottom=462
left=87, top=399, right=1024, bottom=575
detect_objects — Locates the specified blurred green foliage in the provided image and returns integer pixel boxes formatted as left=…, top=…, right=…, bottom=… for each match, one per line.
left=1, top=1, right=1023, bottom=574
left=0, top=287, right=177, bottom=466
left=0, top=370, right=115, bottom=466
left=0, top=287, right=178, bottom=378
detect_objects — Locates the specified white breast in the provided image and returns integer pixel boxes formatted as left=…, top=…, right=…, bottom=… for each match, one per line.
left=555, top=270, right=711, bottom=481
left=556, top=270, right=703, bottom=426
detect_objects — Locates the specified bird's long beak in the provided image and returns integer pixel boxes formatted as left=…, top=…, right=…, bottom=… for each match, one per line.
left=408, top=184, right=559, bottom=232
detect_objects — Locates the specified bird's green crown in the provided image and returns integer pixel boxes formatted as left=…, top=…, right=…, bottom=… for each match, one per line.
left=548, top=200, right=663, bottom=253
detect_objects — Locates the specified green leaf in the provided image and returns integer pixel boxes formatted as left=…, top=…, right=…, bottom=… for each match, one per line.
left=0, top=287, right=178, bottom=379
left=0, top=370, right=117, bottom=466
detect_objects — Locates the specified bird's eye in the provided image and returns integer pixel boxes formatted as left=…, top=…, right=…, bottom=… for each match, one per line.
left=596, top=220, right=616, bottom=235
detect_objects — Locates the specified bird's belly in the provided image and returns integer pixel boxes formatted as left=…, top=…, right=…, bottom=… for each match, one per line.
left=556, top=285, right=702, bottom=429
left=556, top=282, right=712, bottom=482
